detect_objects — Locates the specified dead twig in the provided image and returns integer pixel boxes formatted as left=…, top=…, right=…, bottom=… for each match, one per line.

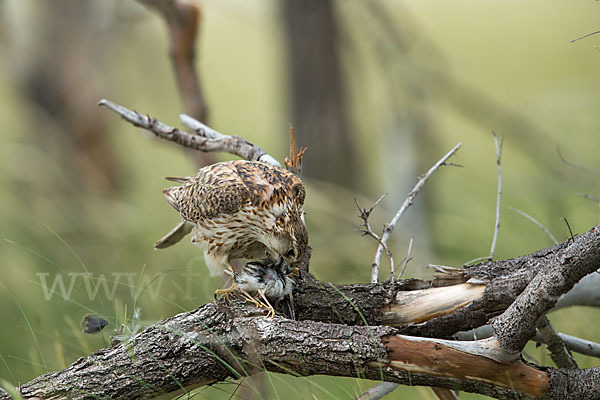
left=355, top=195, right=395, bottom=279
left=489, top=131, right=503, bottom=260
left=371, top=143, right=462, bottom=283
left=99, top=99, right=280, bottom=166
left=284, top=124, right=307, bottom=174
left=508, top=206, right=558, bottom=244
left=354, top=382, right=401, bottom=400
left=577, top=193, right=600, bottom=203
left=570, top=29, right=600, bottom=43
left=397, top=236, right=413, bottom=280
left=556, top=145, right=600, bottom=173
left=136, top=0, right=215, bottom=167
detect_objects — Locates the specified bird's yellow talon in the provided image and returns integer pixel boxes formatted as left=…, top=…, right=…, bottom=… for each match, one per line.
left=215, top=281, right=238, bottom=300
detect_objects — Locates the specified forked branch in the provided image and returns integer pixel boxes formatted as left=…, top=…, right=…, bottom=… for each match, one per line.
left=371, top=143, right=462, bottom=283
left=99, top=99, right=280, bottom=166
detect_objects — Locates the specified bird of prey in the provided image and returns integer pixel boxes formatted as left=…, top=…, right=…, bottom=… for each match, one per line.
left=155, top=160, right=308, bottom=283
left=225, top=259, right=295, bottom=318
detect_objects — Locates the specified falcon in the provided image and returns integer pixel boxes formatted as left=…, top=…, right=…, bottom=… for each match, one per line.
left=155, top=160, right=308, bottom=283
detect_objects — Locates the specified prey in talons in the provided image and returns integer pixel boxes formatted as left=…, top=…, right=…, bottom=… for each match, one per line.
left=217, top=258, right=295, bottom=318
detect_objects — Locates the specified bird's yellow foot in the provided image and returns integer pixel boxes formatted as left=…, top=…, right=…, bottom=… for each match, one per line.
left=214, top=281, right=238, bottom=301
left=258, top=289, right=276, bottom=319
left=237, top=289, right=276, bottom=319
left=239, top=289, right=265, bottom=308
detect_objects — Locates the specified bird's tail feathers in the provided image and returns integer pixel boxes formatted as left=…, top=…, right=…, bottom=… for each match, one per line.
left=162, top=186, right=181, bottom=212
left=154, top=220, right=193, bottom=249
left=164, top=176, right=189, bottom=183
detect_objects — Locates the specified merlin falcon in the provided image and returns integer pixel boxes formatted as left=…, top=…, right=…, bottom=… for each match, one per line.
left=155, top=160, right=308, bottom=278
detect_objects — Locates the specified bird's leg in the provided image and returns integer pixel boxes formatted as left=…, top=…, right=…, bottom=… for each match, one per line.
left=257, top=289, right=276, bottom=319
left=237, top=288, right=275, bottom=318
left=214, top=281, right=238, bottom=300
left=214, top=264, right=238, bottom=300
left=215, top=263, right=238, bottom=300
left=238, top=289, right=266, bottom=309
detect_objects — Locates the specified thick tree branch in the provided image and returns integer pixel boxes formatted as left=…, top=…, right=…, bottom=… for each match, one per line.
left=4, top=223, right=600, bottom=399
left=293, top=240, right=573, bottom=339
left=20, top=101, right=600, bottom=397
left=491, top=225, right=600, bottom=353
left=6, top=299, right=600, bottom=400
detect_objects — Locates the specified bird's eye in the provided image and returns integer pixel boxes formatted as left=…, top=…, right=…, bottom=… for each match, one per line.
left=286, top=249, right=295, bottom=258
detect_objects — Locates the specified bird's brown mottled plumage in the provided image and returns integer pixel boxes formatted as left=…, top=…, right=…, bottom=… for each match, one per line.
left=155, top=160, right=308, bottom=276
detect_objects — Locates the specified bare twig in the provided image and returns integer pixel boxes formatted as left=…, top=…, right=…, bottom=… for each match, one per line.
left=98, top=99, right=279, bottom=166
left=355, top=382, right=399, bottom=400
left=557, top=270, right=600, bottom=309
left=537, top=331, right=600, bottom=359
left=557, top=145, right=600, bottom=173
left=570, top=29, right=600, bottom=43
left=456, top=324, right=600, bottom=359
left=284, top=124, right=307, bottom=174
left=508, top=206, right=558, bottom=244
left=463, top=255, right=493, bottom=266
left=431, top=388, right=459, bottom=400
left=358, top=373, right=456, bottom=400
left=397, top=236, right=413, bottom=280
left=577, top=192, right=600, bottom=203
left=536, top=316, right=578, bottom=369
left=489, top=132, right=503, bottom=260
left=355, top=195, right=395, bottom=279
left=371, top=143, right=462, bottom=283
left=563, top=217, right=574, bottom=240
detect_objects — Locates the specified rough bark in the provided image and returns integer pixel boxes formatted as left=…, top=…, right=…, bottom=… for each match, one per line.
left=491, top=226, right=600, bottom=353
left=292, top=240, right=570, bottom=339
left=5, top=225, right=600, bottom=399
left=5, top=299, right=600, bottom=400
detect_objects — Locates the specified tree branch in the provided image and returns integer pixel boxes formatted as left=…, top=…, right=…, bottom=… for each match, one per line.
left=491, top=225, right=600, bottom=353
left=18, top=100, right=600, bottom=398
left=98, top=99, right=279, bottom=165
left=5, top=223, right=600, bottom=399
left=536, top=316, right=578, bottom=369
left=371, top=143, right=462, bottom=283
left=6, top=298, right=600, bottom=400
left=137, top=0, right=208, bottom=123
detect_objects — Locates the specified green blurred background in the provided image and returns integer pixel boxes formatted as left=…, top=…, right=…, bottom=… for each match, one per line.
left=1, top=0, right=600, bottom=398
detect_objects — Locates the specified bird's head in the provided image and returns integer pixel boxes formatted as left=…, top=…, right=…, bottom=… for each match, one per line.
left=263, top=211, right=308, bottom=266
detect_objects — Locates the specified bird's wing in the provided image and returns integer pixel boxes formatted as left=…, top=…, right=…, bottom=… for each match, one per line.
left=232, top=161, right=305, bottom=212
left=162, top=162, right=251, bottom=221
left=154, top=220, right=194, bottom=249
